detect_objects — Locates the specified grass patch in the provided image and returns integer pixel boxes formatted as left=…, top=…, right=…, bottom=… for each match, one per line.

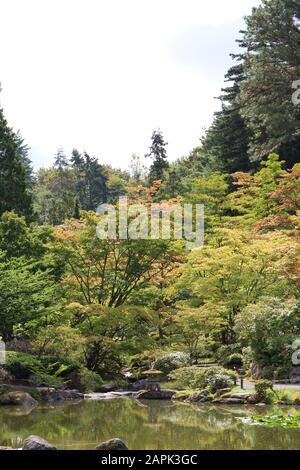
left=159, top=380, right=184, bottom=390
left=273, top=388, right=300, bottom=404
left=174, top=390, right=195, bottom=399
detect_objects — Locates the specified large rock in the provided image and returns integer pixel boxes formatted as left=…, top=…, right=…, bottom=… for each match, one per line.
left=129, top=380, right=148, bottom=391
left=213, top=397, right=247, bottom=404
left=96, top=384, right=118, bottom=393
left=227, top=392, right=258, bottom=404
left=185, top=390, right=212, bottom=403
left=136, top=389, right=175, bottom=400
left=22, top=435, right=57, bottom=450
left=37, top=388, right=83, bottom=402
left=95, top=438, right=128, bottom=450
left=0, top=391, right=37, bottom=408
left=0, top=446, right=14, bottom=450
left=229, top=393, right=253, bottom=399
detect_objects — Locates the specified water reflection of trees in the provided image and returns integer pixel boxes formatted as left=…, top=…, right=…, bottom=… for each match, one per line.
left=0, top=399, right=299, bottom=450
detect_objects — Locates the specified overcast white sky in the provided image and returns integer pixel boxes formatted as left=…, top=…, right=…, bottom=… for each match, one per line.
left=0, top=0, right=260, bottom=171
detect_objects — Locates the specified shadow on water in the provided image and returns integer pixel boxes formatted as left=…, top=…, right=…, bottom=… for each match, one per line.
left=0, top=398, right=300, bottom=450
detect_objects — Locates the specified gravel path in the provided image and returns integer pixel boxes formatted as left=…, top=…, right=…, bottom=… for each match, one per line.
left=242, top=379, right=300, bottom=390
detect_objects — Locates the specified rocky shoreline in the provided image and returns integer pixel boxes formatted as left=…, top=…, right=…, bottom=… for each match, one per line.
left=0, top=388, right=84, bottom=406
left=1, top=384, right=298, bottom=407
left=0, top=436, right=129, bottom=451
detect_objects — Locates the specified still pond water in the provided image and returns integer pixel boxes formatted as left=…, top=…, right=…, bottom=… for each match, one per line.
left=0, top=398, right=299, bottom=450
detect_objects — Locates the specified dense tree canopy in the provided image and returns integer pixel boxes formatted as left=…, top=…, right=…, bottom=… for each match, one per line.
left=0, top=0, right=299, bottom=389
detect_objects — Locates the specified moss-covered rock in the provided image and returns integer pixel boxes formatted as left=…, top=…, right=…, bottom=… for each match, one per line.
left=0, top=391, right=37, bottom=407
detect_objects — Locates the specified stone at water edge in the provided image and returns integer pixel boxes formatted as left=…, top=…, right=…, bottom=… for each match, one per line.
left=95, top=438, right=128, bottom=450
left=185, top=390, right=213, bottom=403
left=129, top=379, right=152, bottom=391
left=212, top=397, right=247, bottom=404
left=22, top=435, right=57, bottom=450
left=37, top=387, right=84, bottom=402
left=96, top=383, right=119, bottom=393
left=0, top=391, right=37, bottom=407
left=229, top=393, right=254, bottom=399
left=136, top=389, right=176, bottom=400
left=0, top=446, right=14, bottom=450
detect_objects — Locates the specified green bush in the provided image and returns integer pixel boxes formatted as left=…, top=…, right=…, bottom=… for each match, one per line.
left=77, top=368, right=104, bottom=393
left=28, top=371, right=65, bottom=388
left=215, top=344, right=241, bottom=362
left=153, top=352, right=190, bottom=375
left=169, top=365, right=237, bottom=391
left=4, top=352, right=80, bottom=388
left=168, top=366, right=204, bottom=388
left=4, top=352, right=42, bottom=379
left=255, top=379, right=274, bottom=402
left=130, top=351, right=157, bottom=376
left=39, top=356, right=80, bottom=377
left=206, top=373, right=235, bottom=392
left=222, top=353, right=243, bottom=369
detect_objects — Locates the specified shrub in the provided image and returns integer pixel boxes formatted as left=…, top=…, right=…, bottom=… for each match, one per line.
left=28, top=371, right=65, bottom=388
left=255, top=379, right=274, bottom=402
left=200, top=366, right=237, bottom=386
left=130, top=351, right=158, bottom=377
left=4, top=352, right=80, bottom=388
left=222, top=353, right=243, bottom=369
left=168, top=366, right=205, bottom=389
left=39, top=356, right=80, bottom=377
left=206, top=373, right=235, bottom=392
left=77, top=368, right=104, bottom=393
left=215, top=344, right=241, bottom=361
left=4, top=352, right=42, bottom=379
left=153, top=352, right=190, bottom=375
left=169, top=365, right=237, bottom=391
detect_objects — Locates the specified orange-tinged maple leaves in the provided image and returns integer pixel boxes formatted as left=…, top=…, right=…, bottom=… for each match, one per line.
left=231, top=172, right=258, bottom=188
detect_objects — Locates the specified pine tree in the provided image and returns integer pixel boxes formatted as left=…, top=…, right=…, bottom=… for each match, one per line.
left=202, top=64, right=252, bottom=173
left=73, top=197, right=80, bottom=219
left=238, top=0, right=300, bottom=166
left=71, top=149, right=108, bottom=210
left=0, top=97, right=33, bottom=219
left=146, top=129, right=169, bottom=183
left=15, top=132, right=34, bottom=188
left=54, top=148, right=69, bottom=170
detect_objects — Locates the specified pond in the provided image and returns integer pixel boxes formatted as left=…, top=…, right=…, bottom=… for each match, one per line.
left=0, top=398, right=300, bottom=450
